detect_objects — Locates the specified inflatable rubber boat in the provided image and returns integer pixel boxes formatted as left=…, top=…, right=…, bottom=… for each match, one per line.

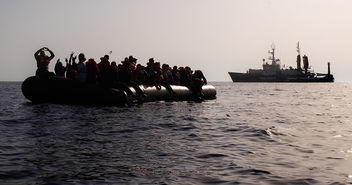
left=21, top=76, right=217, bottom=105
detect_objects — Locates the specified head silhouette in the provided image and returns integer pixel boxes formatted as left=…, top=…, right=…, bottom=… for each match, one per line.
left=39, top=50, right=46, bottom=57
left=78, top=53, right=86, bottom=62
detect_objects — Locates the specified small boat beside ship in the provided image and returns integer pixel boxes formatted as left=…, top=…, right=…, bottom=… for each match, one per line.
left=228, top=43, right=334, bottom=82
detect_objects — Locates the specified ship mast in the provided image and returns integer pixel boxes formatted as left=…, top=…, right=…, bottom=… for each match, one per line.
left=268, top=43, right=276, bottom=65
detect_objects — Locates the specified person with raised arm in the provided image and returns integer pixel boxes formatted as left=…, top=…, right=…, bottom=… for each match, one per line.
left=34, top=47, right=55, bottom=77
left=66, top=52, right=77, bottom=79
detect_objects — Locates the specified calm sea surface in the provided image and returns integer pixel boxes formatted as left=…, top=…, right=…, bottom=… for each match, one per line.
left=1, top=82, right=352, bottom=184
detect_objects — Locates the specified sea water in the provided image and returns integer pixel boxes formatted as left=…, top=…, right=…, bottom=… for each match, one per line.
left=0, top=82, right=352, bottom=184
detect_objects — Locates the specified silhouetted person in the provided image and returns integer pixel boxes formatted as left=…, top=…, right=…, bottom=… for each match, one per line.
left=146, top=58, right=154, bottom=73
left=86, top=58, right=100, bottom=84
left=98, top=55, right=111, bottom=86
left=54, top=59, right=66, bottom=77
left=171, top=65, right=180, bottom=85
left=75, top=53, right=87, bottom=82
left=149, top=62, right=162, bottom=88
left=65, top=52, right=77, bottom=79
left=118, top=60, right=131, bottom=84
left=134, top=64, right=149, bottom=84
left=162, top=64, right=173, bottom=84
left=161, top=64, right=174, bottom=93
left=128, top=55, right=137, bottom=71
left=191, top=70, right=207, bottom=100
left=179, top=66, right=191, bottom=86
left=34, top=47, right=55, bottom=78
left=107, top=61, right=119, bottom=85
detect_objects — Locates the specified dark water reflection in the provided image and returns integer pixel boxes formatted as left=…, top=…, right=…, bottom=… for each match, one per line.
left=1, top=82, right=352, bottom=184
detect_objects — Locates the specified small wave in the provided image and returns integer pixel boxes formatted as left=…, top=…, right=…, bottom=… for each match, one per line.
left=196, top=153, right=228, bottom=159
left=295, top=148, right=314, bottom=153
left=237, top=168, right=271, bottom=175
left=224, top=128, right=240, bottom=132
left=117, top=129, right=136, bottom=133
left=188, top=133, right=198, bottom=137
left=285, top=178, right=319, bottom=185
left=326, top=157, right=344, bottom=160
left=173, top=125, right=197, bottom=131
left=200, top=177, right=229, bottom=184
left=182, top=116, right=198, bottom=122
left=158, top=122, right=177, bottom=128
left=274, top=88, right=284, bottom=91
left=333, top=135, right=342, bottom=138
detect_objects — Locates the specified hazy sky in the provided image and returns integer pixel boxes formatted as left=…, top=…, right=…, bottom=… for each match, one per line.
left=1, top=0, right=352, bottom=81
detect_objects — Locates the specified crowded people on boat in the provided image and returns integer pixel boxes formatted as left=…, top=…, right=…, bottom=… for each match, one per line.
left=34, top=47, right=208, bottom=98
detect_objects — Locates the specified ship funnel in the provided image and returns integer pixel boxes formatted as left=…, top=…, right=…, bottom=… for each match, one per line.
left=328, top=62, right=331, bottom=75
left=296, top=54, right=301, bottom=70
left=303, top=55, right=309, bottom=74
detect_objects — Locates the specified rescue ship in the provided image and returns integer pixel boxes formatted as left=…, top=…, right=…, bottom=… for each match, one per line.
left=228, top=43, right=334, bottom=82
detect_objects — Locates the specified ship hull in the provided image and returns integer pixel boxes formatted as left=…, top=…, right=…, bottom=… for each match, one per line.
left=228, top=72, right=334, bottom=83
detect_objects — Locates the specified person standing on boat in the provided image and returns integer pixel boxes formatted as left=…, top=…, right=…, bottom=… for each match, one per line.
left=34, top=47, right=55, bottom=77
left=75, top=53, right=87, bottom=82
